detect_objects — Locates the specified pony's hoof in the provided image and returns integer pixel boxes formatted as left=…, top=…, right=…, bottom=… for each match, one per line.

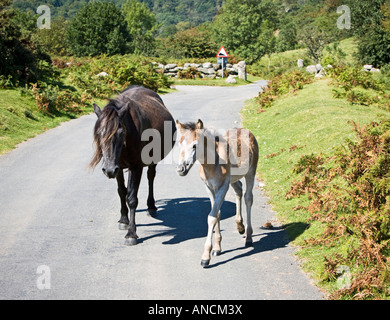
left=124, top=237, right=138, bottom=246
left=201, top=259, right=210, bottom=268
left=118, top=223, right=130, bottom=230
left=245, top=240, right=253, bottom=248
left=147, top=209, right=157, bottom=218
left=212, top=250, right=221, bottom=256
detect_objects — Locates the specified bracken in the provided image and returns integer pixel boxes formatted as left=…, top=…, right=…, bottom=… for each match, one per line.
left=287, top=120, right=390, bottom=299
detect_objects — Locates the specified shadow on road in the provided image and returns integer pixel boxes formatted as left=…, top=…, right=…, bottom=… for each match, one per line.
left=137, top=197, right=309, bottom=267
left=137, top=197, right=235, bottom=244
left=207, top=222, right=309, bottom=268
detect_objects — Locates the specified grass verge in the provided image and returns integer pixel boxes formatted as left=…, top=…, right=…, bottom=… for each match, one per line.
left=173, top=74, right=262, bottom=86
left=249, top=37, right=358, bottom=79
left=242, top=77, right=389, bottom=298
left=0, top=89, right=91, bottom=155
left=0, top=85, right=172, bottom=156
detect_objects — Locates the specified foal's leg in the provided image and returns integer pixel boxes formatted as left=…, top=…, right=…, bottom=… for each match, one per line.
left=146, top=164, right=158, bottom=215
left=205, top=186, right=222, bottom=257
left=244, top=172, right=255, bottom=247
left=213, top=210, right=222, bottom=256
left=201, top=181, right=229, bottom=267
left=116, top=169, right=130, bottom=230
left=124, top=166, right=143, bottom=246
left=231, top=180, right=244, bottom=235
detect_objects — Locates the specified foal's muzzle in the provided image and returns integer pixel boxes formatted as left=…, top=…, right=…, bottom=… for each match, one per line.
left=176, top=160, right=194, bottom=177
left=177, top=146, right=196, bottom=177
left=176, top=163, right=188, bottom=176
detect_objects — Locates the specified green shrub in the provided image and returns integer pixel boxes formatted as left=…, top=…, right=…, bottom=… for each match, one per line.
left=67, top=55, right=173, bottom=98
left=177, top=67, right=202, bottom=79
left=256, top=70, right=313, bottom=110
left=0, top=75, right=15, bottom=89
left=28, top=83, right=88, bottom=114
left=346, top=89, right=378, bottom=106
left=329, top=65, right=390, bottom=110
left=329, top=66, right=379, bottom=91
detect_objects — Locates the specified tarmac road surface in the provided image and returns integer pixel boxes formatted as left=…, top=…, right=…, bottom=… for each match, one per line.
left=0, top=81, right=323, bottom=299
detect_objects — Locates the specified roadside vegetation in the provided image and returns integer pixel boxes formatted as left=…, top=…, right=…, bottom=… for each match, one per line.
left=240, top=7, right=390, bottom=297
left=242, top=50, right=390, bottom=299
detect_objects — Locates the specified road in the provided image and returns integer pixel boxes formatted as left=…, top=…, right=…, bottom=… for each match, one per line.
left=0, top=81, right=323, bottom=300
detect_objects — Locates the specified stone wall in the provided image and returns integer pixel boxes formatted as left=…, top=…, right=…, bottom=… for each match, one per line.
left=153, top=61, right=247, bottom=80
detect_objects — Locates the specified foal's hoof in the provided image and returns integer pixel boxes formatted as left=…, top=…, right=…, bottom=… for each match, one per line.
left=212, top=250, right=221, bottom=256
left=118, top=223, right=130, bottom=230
left=237, top=224, right=245, bottom=235
left=124, top=237, right=138, bottom=246
left=200, top=259, right=210, bottom=268
left=245, top=239, right=253, bottom=248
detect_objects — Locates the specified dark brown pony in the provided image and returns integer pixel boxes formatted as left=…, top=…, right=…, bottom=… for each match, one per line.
left=90, top=86, right=176, bottom=245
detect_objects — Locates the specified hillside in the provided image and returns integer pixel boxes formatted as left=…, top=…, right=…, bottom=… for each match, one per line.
left=12, top=0, right=342, bottom=36
left=140, top=0, right=222, bottom=32
left=13, top=0, right=222, bottom=34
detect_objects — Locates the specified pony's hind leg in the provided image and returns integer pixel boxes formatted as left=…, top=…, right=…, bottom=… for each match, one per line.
left=231, top=180, right=245, bottom=235
left=244, top=172, right=255, bottom=247
left=212, top=211, right=222, bottom=256
left=116, top=170, right=129, bottom=230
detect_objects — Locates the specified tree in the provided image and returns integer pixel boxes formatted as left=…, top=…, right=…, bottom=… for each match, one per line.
left=171, top=24, right=217, bottom=58
left=37, top=17, right=69, bottom=56
left=258, top=20, right=276, bottom=72
left=382, top=1, right=390, bottom=33
left=155, top=23, right=216, bottom=59
left=357, top=27, right=390, bottom=67
left=66, top=1, right=130, bottom=57
left=122, top=0, right=158, bottom=55
left=275, top=18, right=298, bottom=53
left=298, top=25, right=329, bottom=64
left=212, top=0, right=278, bottom=63
left=0, top=0, right=51, bottom=83
left=345, top=0, right=390, bottom=67
left=345, top=0, right=386, bottom=37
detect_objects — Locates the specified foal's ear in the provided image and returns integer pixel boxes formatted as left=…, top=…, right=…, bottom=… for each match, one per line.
left=176, top=120, right=183, bottom=130
left=196, top=119, right=204, bottom=130
left=93, top=103, right=102, bottom=117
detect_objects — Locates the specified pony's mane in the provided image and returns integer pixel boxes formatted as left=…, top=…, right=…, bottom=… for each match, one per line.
left=180, top=122, right=197, bottom=131
left=181, top=122, right=225, bottom=143
left=90, top=100, right=126, bottom=169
